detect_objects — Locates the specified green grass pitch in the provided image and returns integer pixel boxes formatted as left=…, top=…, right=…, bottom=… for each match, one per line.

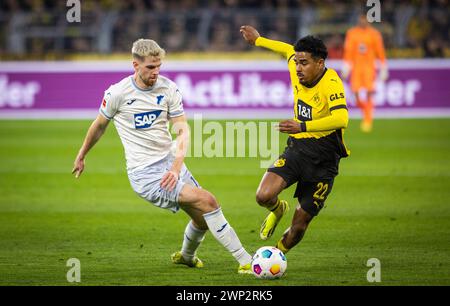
left=0, top=118, right=449, bottom=286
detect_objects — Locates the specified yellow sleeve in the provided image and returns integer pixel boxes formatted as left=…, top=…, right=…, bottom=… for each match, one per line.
left=304, top=108, right=348, bottom=132
left=327, top=76, right=347, bottom=110
left=255, top=37, right=297, bottom=93
left=255, top=37, right=294, bottom=59
left=304, top=73, right=348, bottom=132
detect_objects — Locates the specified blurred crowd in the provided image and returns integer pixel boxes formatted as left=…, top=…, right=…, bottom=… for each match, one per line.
left=0, top=0, right=448, bottom=58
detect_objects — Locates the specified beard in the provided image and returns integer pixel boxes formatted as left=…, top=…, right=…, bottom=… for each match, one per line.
left=139, top=73, right=157, bottom=87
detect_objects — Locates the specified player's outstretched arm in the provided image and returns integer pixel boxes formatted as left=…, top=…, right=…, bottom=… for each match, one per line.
left=72, top=114, right=110, bottom=178
left=240, top=25, right=294, bottom=58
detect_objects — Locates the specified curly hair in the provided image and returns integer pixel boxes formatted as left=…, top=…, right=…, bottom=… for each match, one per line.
left=294, top=35, right=328, bottom=60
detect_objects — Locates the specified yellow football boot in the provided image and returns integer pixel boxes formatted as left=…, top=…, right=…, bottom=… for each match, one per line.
left=237, top=263, right=252, bottom=274
left=260, top=200, right=289, bottom=240
left=171, top=251, right=204, bottom=268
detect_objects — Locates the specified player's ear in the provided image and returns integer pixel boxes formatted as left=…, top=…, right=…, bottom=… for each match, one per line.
left=318, top=58, right=325, bottom=69
left=132, top=60, right=140, bottom=71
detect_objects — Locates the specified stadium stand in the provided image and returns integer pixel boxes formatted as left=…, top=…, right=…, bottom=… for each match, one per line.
left=0, top=0, right=448, bottom=59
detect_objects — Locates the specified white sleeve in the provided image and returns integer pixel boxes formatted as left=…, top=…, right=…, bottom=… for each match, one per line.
left=99, top=87, right=121, bottom=120
left=167, top=86, right=185, bottom=118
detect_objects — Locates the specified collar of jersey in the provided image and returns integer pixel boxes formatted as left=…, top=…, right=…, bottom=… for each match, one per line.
left=130, top=76, right=156, bottom=92
left=303, top=68, right=327, bottom=89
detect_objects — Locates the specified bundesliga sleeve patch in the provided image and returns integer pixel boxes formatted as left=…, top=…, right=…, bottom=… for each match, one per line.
left=102, top=92, right=111, bottom=108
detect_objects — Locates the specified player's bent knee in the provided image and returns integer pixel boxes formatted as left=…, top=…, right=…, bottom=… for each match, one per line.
left=255, top=189, right=274, bottom=206
left=200, top=190, right=219, bottom=212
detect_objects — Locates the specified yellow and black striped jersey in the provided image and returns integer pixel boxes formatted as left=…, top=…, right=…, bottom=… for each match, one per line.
left=255, top=36, right=350, bottom=156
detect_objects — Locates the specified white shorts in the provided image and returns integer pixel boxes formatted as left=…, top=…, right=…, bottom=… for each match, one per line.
left=128, top=154, right=200, bottom=213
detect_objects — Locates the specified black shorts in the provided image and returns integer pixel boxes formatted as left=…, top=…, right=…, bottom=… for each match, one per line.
left=267, top=135, right=341, bottom=216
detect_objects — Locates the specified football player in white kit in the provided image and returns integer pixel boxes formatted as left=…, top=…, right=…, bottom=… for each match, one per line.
left=72, top=39, right=252, bottom=274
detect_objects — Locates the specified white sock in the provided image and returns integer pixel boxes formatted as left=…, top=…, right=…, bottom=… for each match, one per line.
left=181, top=221, right=207, bottom=261
left=203, top=208, right=252, bottom=266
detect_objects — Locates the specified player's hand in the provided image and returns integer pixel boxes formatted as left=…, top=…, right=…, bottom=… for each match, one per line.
left=239, top=25, right=260, bottom=45
left=161, top=170, right=179, bottom=192
left=72, top=156, right=85, bottom=178
left=278, top=120, right=302, bottom=134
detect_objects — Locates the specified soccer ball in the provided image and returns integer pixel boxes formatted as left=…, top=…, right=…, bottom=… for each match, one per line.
left=251, top=246, right=287, bottom=279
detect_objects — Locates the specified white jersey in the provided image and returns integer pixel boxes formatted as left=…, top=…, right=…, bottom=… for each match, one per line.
left=99, top=75, right=184, bottom=172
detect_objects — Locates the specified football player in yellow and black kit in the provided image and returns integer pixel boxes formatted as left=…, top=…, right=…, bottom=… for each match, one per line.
left=240, top=25, right=350, bottom=254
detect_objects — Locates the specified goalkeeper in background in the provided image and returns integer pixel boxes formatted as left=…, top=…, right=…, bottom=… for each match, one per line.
left=240, top=25, right=350, bottom=255
left=342, top=14, right=388, bottom=132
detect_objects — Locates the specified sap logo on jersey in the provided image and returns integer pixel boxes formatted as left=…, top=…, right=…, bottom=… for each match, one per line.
left=134, top=110, right=163, bottom=129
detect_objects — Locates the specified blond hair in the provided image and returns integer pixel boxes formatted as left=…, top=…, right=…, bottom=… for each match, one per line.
left=132, top=39, right=166, bottom=61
